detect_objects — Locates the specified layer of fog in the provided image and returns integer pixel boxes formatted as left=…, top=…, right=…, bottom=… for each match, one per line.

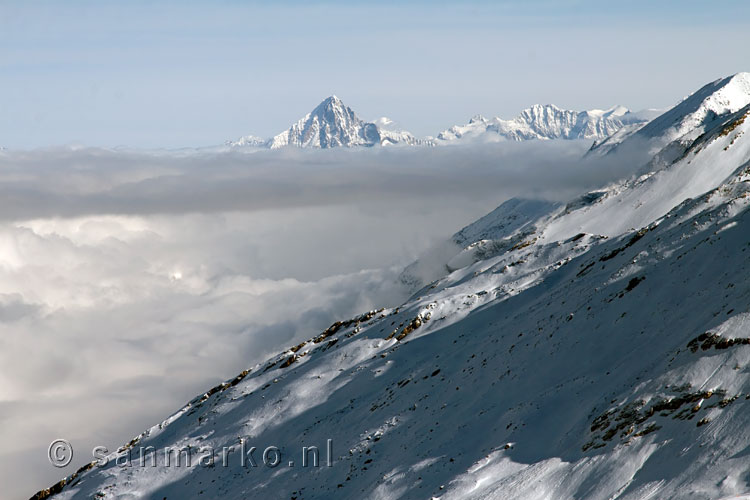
left=0, top=140, right=646, bottom=498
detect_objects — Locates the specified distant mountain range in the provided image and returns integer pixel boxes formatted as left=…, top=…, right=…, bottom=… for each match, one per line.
left=227, top=96, right=661, bottom=150
left=437, top=104, right=661, bottom=143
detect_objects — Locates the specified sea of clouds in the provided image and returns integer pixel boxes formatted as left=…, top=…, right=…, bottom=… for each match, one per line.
left=0, top=140, right=649, bottom=498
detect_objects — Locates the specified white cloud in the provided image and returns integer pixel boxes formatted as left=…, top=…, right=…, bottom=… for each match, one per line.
left=0, top=140, right=649, bottom=498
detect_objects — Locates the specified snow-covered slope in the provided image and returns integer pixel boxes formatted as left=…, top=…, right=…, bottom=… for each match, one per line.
left=398, top=198, right=560, bottom=290
left=437, top=104, right=656, bottom=143
left=406, top=91, right=750, bottom=289
left=591, top=72, right=750, bottom=157
left=33, top=74, right=750, bottom=500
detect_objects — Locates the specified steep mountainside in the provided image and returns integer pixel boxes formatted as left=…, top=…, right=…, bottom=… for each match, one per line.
left=34, top=74, right=750, bottom=500
left=591, top=72, right=750, bottom=157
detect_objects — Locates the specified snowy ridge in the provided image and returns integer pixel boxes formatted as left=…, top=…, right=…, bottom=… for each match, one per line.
left=436, top=104, right=656, bottom=143
left=33, top=73, right=750, bottom=500
left=591, top=72, right=750, bottom=156
left=227, top=98, right=650, bottom=150
left=639, top=72, right=750, bottom=143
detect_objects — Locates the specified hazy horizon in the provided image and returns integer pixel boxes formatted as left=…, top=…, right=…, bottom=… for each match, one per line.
left=2, top=0, right=750, bottom=149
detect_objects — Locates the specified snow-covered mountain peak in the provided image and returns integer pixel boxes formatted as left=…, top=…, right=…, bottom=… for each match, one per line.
left=523, top=103, right=562, bottom=114
left=224, top=134, right=267, bottom=148
left=468, top=114, right=487, bottom=124
left=639, top=72, right=750, bottom=143
left=224, top=96, right=432, bottom=149
left=589, top=72, right=750, bottom=158
left=312, top=95, right=344, bottom=113
left=606, top=104, right=630, bottom=116
left=586, top=105, right=630, bottom=118
left=437, top=103, right=649, bottom=143
left=268, top=95, right=380, bottom=149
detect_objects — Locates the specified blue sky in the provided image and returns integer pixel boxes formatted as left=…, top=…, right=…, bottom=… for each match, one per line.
left=1, top=0, right=749, bottom=148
